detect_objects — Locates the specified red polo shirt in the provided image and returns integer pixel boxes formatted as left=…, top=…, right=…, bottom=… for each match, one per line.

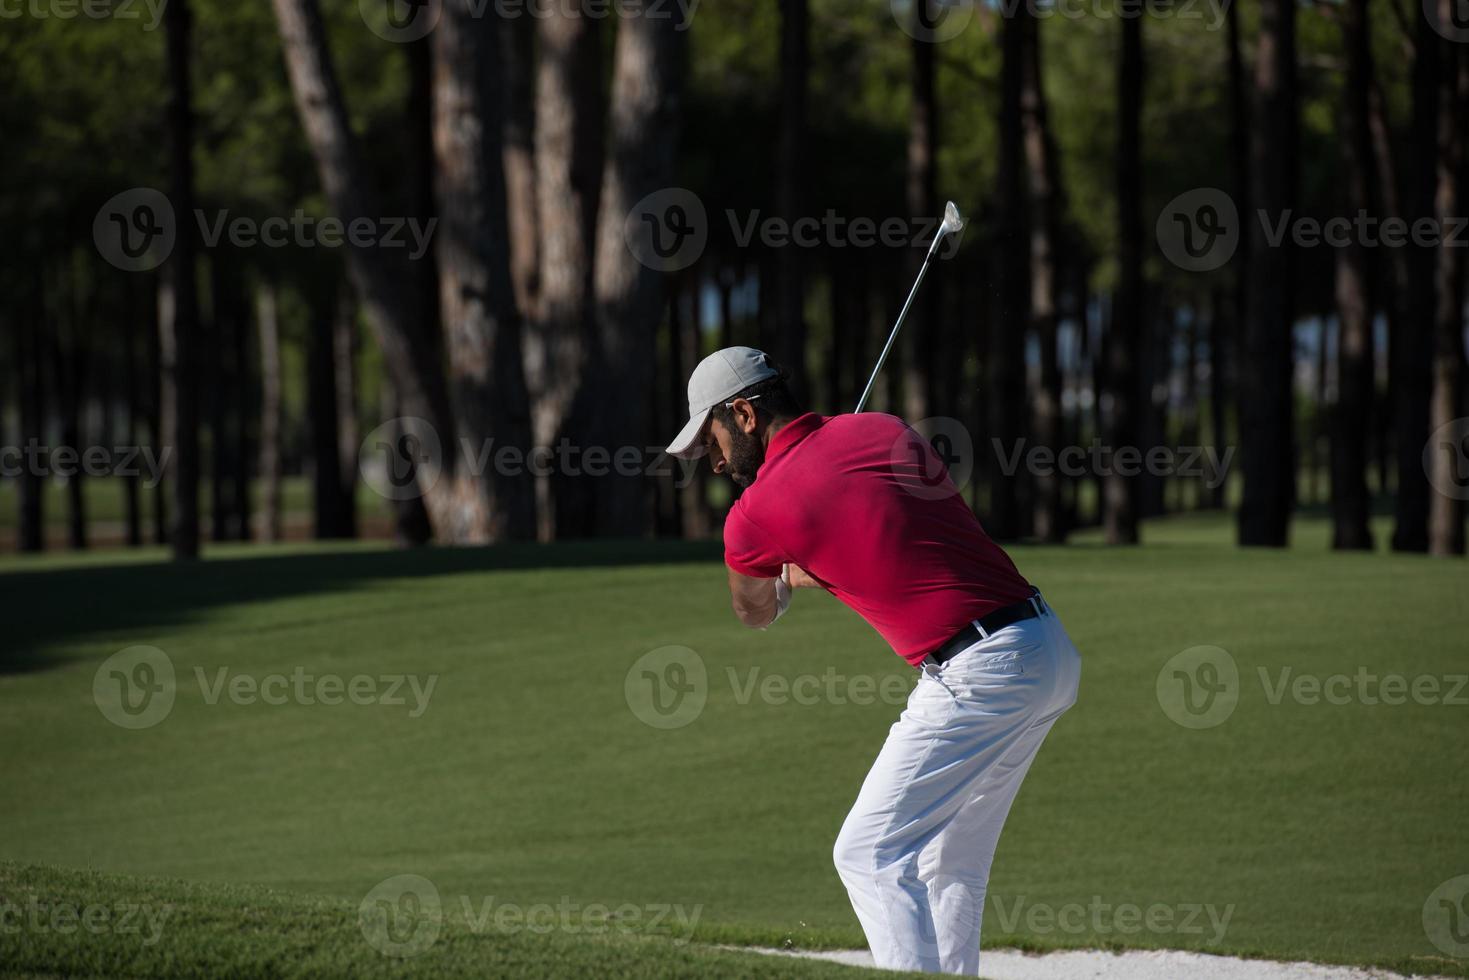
left=723, top=412, right=1034, bottom=665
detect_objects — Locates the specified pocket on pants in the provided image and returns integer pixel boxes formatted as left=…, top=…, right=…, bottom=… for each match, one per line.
left=902, top=670, right=960, bottom=729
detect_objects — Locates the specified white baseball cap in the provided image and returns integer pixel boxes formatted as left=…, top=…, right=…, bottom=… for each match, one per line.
left=666, top=346, right=780, bottom=459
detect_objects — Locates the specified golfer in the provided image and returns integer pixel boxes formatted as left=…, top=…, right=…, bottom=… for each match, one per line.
left=668, top=346, right=1081, bottom=975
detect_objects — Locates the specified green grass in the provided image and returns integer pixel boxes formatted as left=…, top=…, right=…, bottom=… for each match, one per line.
left=0, top=512, right=1465, bottom=978
left=0, top=475, right=328, bottom=529
left=0, top=863, right=900, bottom=979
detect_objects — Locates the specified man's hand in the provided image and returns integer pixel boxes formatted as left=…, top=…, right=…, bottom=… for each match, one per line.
left=784, top=564, right=823, bottom=589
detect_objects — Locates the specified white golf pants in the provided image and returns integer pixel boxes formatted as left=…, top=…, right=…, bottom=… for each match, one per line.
left=833, top=601, right=1081, bottom=975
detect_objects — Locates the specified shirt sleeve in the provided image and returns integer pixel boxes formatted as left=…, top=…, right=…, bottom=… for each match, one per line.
left=723, top=500, right=785, bottom=578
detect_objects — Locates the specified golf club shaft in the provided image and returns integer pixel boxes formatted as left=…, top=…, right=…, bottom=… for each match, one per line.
left=853, top=252, right=935, bottom=414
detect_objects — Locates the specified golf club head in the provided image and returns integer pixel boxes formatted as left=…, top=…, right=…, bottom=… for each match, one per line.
left=939, top=201, right=965, bottom=238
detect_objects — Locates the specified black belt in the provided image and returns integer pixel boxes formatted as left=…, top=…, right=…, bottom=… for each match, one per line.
left=928, top=594, right=1049, bottom=666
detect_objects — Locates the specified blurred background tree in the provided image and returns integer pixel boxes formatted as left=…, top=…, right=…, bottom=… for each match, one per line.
left=0, top=0, right=1463, bottom=556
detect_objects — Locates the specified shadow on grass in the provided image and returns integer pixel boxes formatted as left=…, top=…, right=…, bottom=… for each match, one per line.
left=0, top=538, right=722, bottom=675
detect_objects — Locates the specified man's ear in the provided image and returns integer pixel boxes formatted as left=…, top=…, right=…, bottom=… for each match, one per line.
left=731, top=398, right=760, bottom=434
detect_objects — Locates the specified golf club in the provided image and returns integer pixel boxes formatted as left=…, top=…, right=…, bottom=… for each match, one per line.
left=853, top=201, right=966, bottom=414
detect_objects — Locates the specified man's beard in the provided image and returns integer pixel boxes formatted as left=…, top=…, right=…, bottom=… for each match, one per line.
left=726, top=426, right=766, bottom=488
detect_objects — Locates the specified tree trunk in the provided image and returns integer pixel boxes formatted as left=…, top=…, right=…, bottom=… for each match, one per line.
left=334, top=280, right=360, bottom=539
left=588, top=3, right=687, bottom=537
left=1138, top=299, right=1169, bottom=519
left=501, top=8, right=539, bottom=319
left=1238, top=0, right=1298, bottom=547
left=433, top=0, right=538, bottom=541
left=146, top=278, right=167, bottom=545
left=1207, top=285, right=1229, bottom=510
left=1213, top=0, right=1247, bottom=512
left=256, top=281, right=283, bottom=543
left=308, top=277, right=352, bottom=539
left=528, top=3, right=602, bottom=540
left=163, top=0, right=200, bottom=560
left=1330, top=0, right=1375, bottom=551
left=208, top=257, right=231, bottom=543
left=232, top=270, right=253, bottom=541
left=1322, top=320, right=1333, bottom=511
left=209, top=253, right=245, bottom=541
left=528, top=3, right=603, bottom=539
left=773, top=0, right=809, bottom=398
left=1106, top=12, right=1143, bottom=545
left=672, top=276, right=708, bottom=538
left=406, top=30, right=441, bottom=352
left=123, top=288, right=144, bottom=547
left=660, top=282, right=686, bottom=539
left=1367, top=78, right=1409, bottom=515
left=397, top=26, right=437, bottom=548
left=15, top=303, right=45, bottom=553
left=987, top=3, right=1029, bottom=542
left=1392, top=1, right=1440, bottom=552
left=1022, top=12, right=1066, bottom=542
left=1181, top=307, right=1201, bottom=510
left=272, top=0, right=450, bottom=454
left=1427, top=27, right=1465, bottom=556
left=273, top=0, right=526, bottom=543
left=51, top=260, right=88, bottom=551
left=901, top=0, right=938, bottom=423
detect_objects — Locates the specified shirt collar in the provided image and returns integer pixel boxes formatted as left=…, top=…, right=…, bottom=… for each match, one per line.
left=765, top=412, right=823, bottom=463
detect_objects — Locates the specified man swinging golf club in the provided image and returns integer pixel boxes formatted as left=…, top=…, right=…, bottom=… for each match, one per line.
left=666, top=345, right=1082, bottom=975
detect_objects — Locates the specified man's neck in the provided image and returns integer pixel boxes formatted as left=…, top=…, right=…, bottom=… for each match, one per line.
left=761, top=414, right=797, bottom=449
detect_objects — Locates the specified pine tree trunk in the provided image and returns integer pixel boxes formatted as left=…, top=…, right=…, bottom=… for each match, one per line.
left=256, top=281, right=283, bottom=543
left=1023, top=12, right=1066, bottom=542
left=51, top=262, right=88, bottom=551
left=987, top=4, right=1029, bottom=542
left=273, top=0, right=531, bottom=543
left=308, top=279, right=349, bottom=539
left=333, top=281, right=360, bottom=539
left=163, top=0, right=200, bottom=559
left=1330, top=0, right=1375, bottom=551
left=589, top=3, right=687, bottom=537
left=123, top=287, right=144, bottom=548
left=15, top=301, right=46, bottom=553
left=209, top=253, right=245, bottom=541
left=1238, top=0, right=1298, bottom=547
left=1207, top=285, right=1229, bottom=510
left=529, top=3, right=602, bottom=539
left=501, top=10, right=539, bottom=320
left=1106, top=12, right=1144, bottom=545
left=1392, top=3, right=1440, bottom=551
left=773, top=0, right=809, bottom=398
left=1427, top=28, right=1465, bottom=556
left=901, top=0, right=938, bottom=423
left=433, top=0, right=538, bottom=541
left=1214, top=0, right=1247, bottom=512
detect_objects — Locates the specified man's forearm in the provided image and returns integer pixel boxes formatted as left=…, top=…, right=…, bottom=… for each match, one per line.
left=728, top=567, right=793, bottom=628
left=732, top=579, right=777, bottom=627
